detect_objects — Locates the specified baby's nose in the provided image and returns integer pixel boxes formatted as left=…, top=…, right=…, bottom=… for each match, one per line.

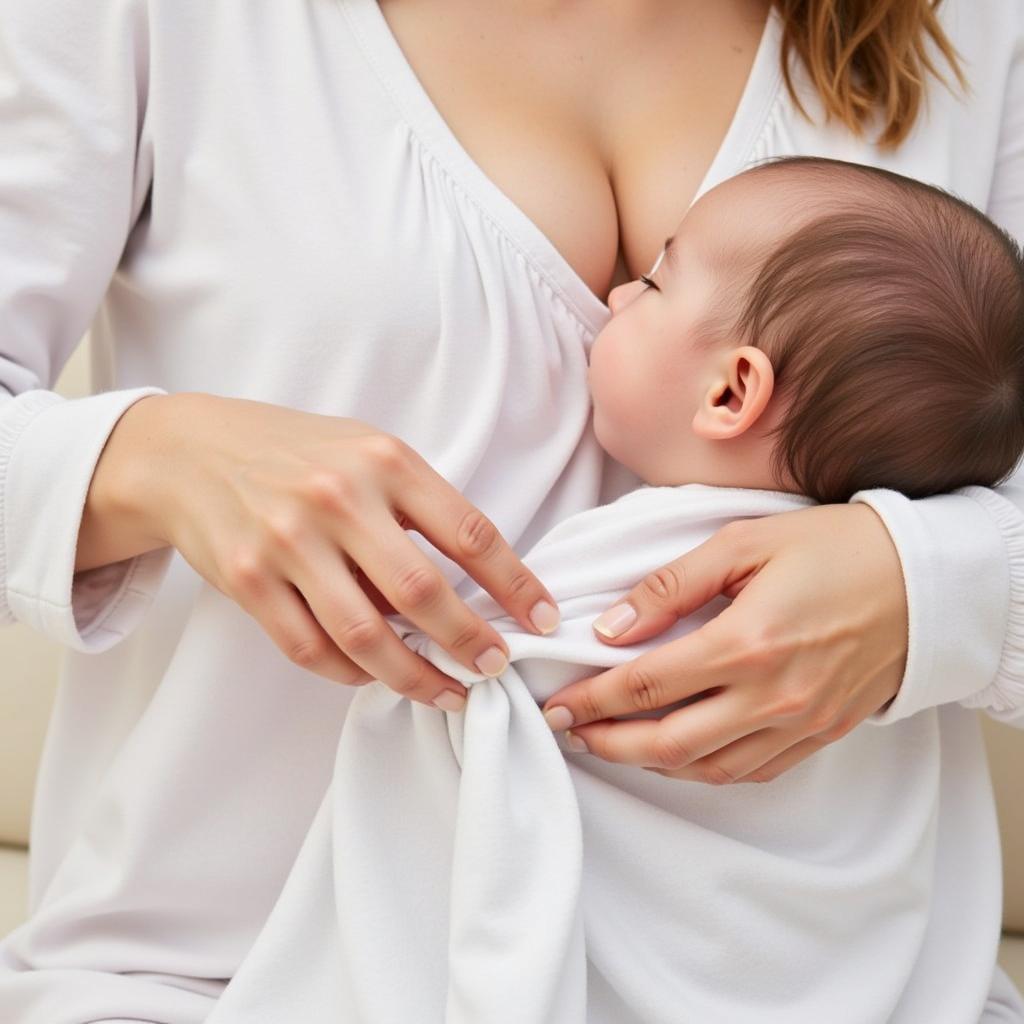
left=607, top=279, right=646, bottom=315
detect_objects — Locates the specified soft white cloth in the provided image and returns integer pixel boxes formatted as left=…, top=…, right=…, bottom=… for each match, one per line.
left=1, top=0, right=1023, bottom=1019
left=205, top=485, right=1024, bottom=1023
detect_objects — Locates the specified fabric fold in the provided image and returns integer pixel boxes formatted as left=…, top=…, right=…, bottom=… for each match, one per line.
left=208, top=646, right=589, bottom=1024
left=409, top=642, right=587, bottom=1023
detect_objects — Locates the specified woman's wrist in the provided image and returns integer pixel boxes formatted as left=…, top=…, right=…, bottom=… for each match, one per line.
left=74, top=391, right=193, bottom=572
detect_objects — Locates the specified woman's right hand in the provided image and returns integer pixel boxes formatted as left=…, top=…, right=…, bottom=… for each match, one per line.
left=78, top=391, right=561, bottom=709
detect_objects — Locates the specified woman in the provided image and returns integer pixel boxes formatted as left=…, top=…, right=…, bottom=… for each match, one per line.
left=0, top=0, right=1020, bottom=1020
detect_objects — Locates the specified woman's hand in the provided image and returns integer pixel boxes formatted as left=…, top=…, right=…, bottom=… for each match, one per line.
left=84, top=392, right=561, bottom=710
left=540, top=503, right=907, bottom=783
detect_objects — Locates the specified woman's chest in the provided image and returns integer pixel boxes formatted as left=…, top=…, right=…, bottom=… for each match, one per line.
left=136, top=0, right=719, bottom=375
left=378, top=0, right=773, bottom=301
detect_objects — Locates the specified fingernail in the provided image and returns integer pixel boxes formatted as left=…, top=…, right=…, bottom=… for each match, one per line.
left=475, top=646, right=508, bottom=677
left=565, top=730, right=589, bottom=753
left=529, top=599, right=561, bottom=635
left=432, top=690, right=467, bottom=712
left=543, top=706, right=574, bottom=731
left=593, top=602, right=637, bottom=638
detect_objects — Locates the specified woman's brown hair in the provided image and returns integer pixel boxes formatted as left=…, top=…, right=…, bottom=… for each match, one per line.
left=775, top=0, right=970, bottom=148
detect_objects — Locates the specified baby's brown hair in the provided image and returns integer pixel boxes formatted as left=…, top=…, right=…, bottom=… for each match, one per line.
left=720, top=156, right=1024, bottom=503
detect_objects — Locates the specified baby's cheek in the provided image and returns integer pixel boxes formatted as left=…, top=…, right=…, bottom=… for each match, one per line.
left=590, top=353, right=650, bottom=462
left=590, top=341, right=627, bottom=414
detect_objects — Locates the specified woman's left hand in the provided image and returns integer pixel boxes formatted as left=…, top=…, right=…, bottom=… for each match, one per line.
left=540, top=503, right=908, bottom=784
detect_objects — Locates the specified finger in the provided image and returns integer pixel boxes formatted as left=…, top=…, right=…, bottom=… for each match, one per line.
left=591, top=520, right=765, bottom=645
left=564, top=689, right=754, bottom=769
left=731, top=733, right=830, bottom=783
left=236, top=577, right=373, bottom=687
left=719, top=689, right=877, bottom=783
left=290, top=546, right=470, bottom=709
left=644, top=675, right=877, bottom=783
left=541, top=620, right=734, bottom=729
left=343, top=516, right=514, bottom=680
left=646, top=727, right=824, bottom=784
left=395, top=461, right=561, bottom=636
left=713, top=687, right=883, bottom=783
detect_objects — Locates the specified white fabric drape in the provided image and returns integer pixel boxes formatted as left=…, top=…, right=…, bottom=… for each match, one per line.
left=206, top=486, right=1024, bottom=1023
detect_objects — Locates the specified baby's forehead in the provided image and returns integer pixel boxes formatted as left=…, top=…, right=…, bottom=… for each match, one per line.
left=683, top=165, right=877, bottom=272
left=695, top=167, right=810, bottom=227
left=679, top=172, right=799, bottom=270
left=719, top=162, right=895, bottom=225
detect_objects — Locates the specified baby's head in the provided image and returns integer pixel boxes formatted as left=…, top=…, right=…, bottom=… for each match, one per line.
left=588, top=156, right=1024, bottom=502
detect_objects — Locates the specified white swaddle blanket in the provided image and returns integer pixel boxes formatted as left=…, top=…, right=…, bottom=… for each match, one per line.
left=206, top=484, right=951, bottom=1024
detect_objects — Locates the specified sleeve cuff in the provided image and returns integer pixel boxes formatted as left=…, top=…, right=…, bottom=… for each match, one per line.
left=0, top=387, right=173, bottom=653
left=849, top=487, right=1011, bottom=726
left=951, top=486, right=1024, bottom=721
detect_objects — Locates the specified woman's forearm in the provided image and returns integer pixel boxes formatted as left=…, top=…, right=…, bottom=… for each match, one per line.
left=74, top=392, right=178, bottom=572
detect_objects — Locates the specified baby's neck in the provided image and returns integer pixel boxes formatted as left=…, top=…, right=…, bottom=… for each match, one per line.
left=643, top=437, right=796, bottom=494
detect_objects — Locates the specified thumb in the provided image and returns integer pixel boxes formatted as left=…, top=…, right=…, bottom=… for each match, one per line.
left=592, top=522, right=762, bottom=645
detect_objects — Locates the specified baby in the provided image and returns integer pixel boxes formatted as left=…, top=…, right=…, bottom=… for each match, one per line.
left=205, top=157, right=1024, bottom=1024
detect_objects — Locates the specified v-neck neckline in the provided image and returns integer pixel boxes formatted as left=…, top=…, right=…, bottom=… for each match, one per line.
left=339, top=0, right=784, bottom=336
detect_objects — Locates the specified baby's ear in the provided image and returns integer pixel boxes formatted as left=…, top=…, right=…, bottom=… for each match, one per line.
left=692, top=346, right=775, bottom=440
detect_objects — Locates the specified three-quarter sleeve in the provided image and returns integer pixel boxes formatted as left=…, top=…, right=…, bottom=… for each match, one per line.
left=0, top=0, right=172, bottom=654
left=853, top=8, right=1024, bottom=729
